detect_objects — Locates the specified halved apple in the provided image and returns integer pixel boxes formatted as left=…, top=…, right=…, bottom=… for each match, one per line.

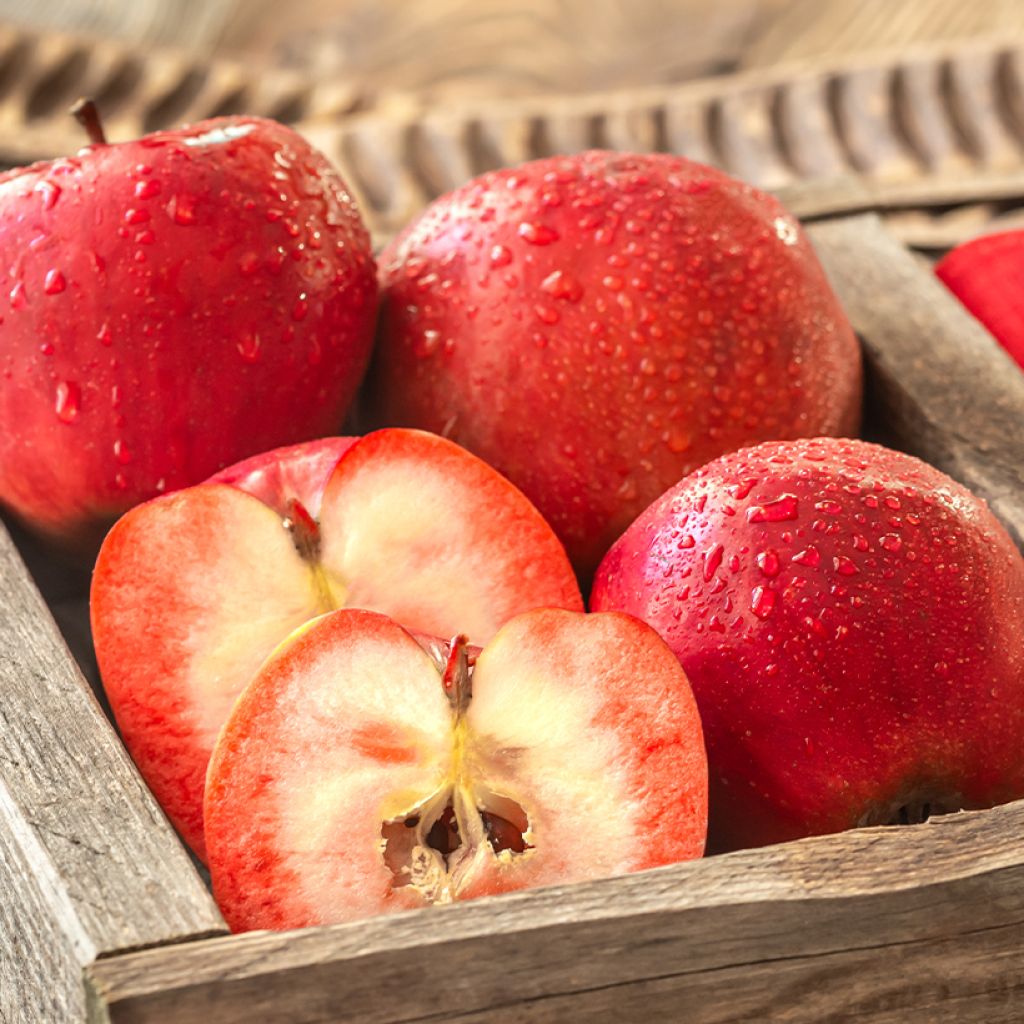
left=205, top=607, right=708, bottom=930
left=91, top=429, right=583, bottom=860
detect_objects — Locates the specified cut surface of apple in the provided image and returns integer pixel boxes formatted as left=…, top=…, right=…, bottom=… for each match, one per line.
left=91, top=429, right=583, bottom=861
left=204, top=607, right=708, bottom=931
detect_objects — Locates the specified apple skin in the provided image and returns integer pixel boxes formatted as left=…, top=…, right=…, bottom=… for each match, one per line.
left=205, top=606, right=708, bottom=931
left=365, top=150, right=861, bottom=577
left=935, top=230, right=1024, bottom=371
left=0, top=116, right=377, bottom=550
left=590, top=437, right=1024, bottom=852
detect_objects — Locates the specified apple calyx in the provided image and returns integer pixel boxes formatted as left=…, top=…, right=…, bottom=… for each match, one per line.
left=858, top=791, right=963, bottom=828
left=381, top=634, right=532, bottom=905
left=70, top=98, right=107, bottom=145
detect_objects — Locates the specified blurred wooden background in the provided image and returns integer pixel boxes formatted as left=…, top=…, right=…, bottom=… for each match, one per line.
left=2, top=0, right=1023, bottom=105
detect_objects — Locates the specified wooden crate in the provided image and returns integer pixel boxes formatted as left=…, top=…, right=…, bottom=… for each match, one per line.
left=1, top=203, right=1020, bottom=1024
left=3, top=41, right=1024, bottom=1024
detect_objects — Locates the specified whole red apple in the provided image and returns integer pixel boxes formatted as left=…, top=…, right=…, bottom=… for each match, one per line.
left=91, top=428, right=583, bottom=860
left=591, top=437, right=1024, bottom=852
left=366, top=151, right=861, bottom=577
left=205, top=606, right=708, bottom=930
left=0, top=112, right=377, bottom=550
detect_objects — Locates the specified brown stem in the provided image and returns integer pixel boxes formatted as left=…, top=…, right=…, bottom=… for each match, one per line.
left=70, top=98, right=107, bottom=145
left=442, top=635, right=471, bottom=719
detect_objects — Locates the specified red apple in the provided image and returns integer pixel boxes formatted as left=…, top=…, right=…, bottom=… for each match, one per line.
left=0, top=112, right=377, bottom=550
left=205, top=606, right=708, bottom=930
left=936, top=230, right=1024, bottom=371
left=91, top=428, right=583, bottom=860
left=366, top=151, right=862, bottom=577
left=591, top=437, right=1024, bottom=852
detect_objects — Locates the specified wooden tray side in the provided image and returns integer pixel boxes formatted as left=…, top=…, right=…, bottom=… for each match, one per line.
left=86, top=800, right=1024, bottom=1024
left=296, top=37, right=1024, bottom=247
left=84, top=214, right=1024, bottom=1024
left=806, top=214, right=1024, bottom=550
left=0, top=521, right=226, bottom=1023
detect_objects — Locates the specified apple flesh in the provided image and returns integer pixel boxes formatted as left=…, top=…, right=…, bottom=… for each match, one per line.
left=366, top=150, right=862, bottom=577
left=0, top=115, right=377, bottom=551
left=591, top=437, right=1024, bottom=852
left=91, top=428, right=583, bottom=861
left=204, top=606, right=708, bottom=931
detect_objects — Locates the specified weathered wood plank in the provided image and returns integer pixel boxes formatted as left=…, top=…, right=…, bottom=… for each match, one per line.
left=86, top=799, right=1024, bottom=1023
left=806, top=213, right=1024, bottom=551
left=0, top=519, right=226, bottom=1023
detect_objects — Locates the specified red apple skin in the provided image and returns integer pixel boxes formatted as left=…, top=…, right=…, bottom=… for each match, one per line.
left=366, top=151, right=861, bottom=577
left=0, top=116, right=377, bottom=550
left=935, top=230, right=1024, bottom=371
left=590, top=437, right=1024, bottom=852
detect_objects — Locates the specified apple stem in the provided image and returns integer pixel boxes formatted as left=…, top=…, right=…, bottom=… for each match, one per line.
left=443, top=636, right=471, bottom=719
left=70, top=98, right=108, bottom=145
left=283, top=497, right=321, bottom=563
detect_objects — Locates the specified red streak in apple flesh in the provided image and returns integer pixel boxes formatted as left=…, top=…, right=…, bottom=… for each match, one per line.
left=0, top=117, right=376, bottom=550
left=204, top=607, right=708, bottom=931
left=91, top=429, right=583, bottom=861
left=591, top=437, right=1024, bottom=852
left=368, top=150, right=862, bottom=577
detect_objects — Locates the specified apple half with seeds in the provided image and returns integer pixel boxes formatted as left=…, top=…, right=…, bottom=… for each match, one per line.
left=205, top=607, right=708, bottom=930
left=91, top=428, right=583, bottom=861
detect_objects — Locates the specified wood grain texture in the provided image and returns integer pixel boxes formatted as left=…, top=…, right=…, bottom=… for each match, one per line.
left=806, top=214, right=1024, bottom=552
left=0, top=518, right=226, bottom=1024
left=86, top=799, right=1024, bottom=1023
left=742, top=0, right=1024, bottom=69
left=304, top=37, right=1024, bottom=248
left=0, top=21, right=357, bottom=167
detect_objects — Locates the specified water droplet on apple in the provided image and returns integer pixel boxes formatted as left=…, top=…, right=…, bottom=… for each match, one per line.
left=237, top=333, right=261, bottom=363
left=169, top=194, right=197, bottom=225
left=134, top=178, right=162, bottom=199
left=881, top=534, right=903, bottom=553
left=750, top=586, right=776, bottom=619
left=10, top=282, right=27, bottom=309
left=292, top=295, right=309, bottom=322
left=747, top=494, right=799, bottom=523
left=792, top=546, right=821, bottom=568
left=55, top=381, right=80, bottom=423
left=833, top=555, right=859, bottom=576
left=43, top=269, right=66, bottom=295
left=756, top=550, right=781, bottom=577
left=540, top=270, right=583, bottom=302
left=34, top=180, right=61, bottom=210
left=489, top=244, right=513, bottom=268
left=111, top=439, right=133, bottom=465
left=703, top=542, right=724, bottom=581
left=518, top=222, right=559, bottom=246
left=534, top=304, right=560, bottom=325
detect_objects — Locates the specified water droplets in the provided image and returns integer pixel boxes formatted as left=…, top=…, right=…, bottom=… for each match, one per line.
left=489, top=244, right=513, bottom=268
left=881, top=534, right=903, bottom=553
left=54, top=381, right=80, bottom=423
left=703, top=542, right=724, bottom=581
left=750, top=586, right=776, bottom=619
left=237, top=333, right=261, bottom=362
left=517, top=222, right=559, bottom=246
left=169, top=194, right=197, bottom=225
left=833, top=555, right=860, bottom=577
left=34, top=180, right=61, bottom=211
left=540, top=270, right=583, bottom=302
left=43, top=269, right=66, bottom=295
left=792, top=546, right=821, bottom=568
left=113, top=438, right=132, bottom=464
left=9, top=282, right=27, bottom=309
left=747, top=494, right=799, bottom=523
left=756, top=549, right=781, bottom=577
left=134, top=178, right=162, bottom=199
